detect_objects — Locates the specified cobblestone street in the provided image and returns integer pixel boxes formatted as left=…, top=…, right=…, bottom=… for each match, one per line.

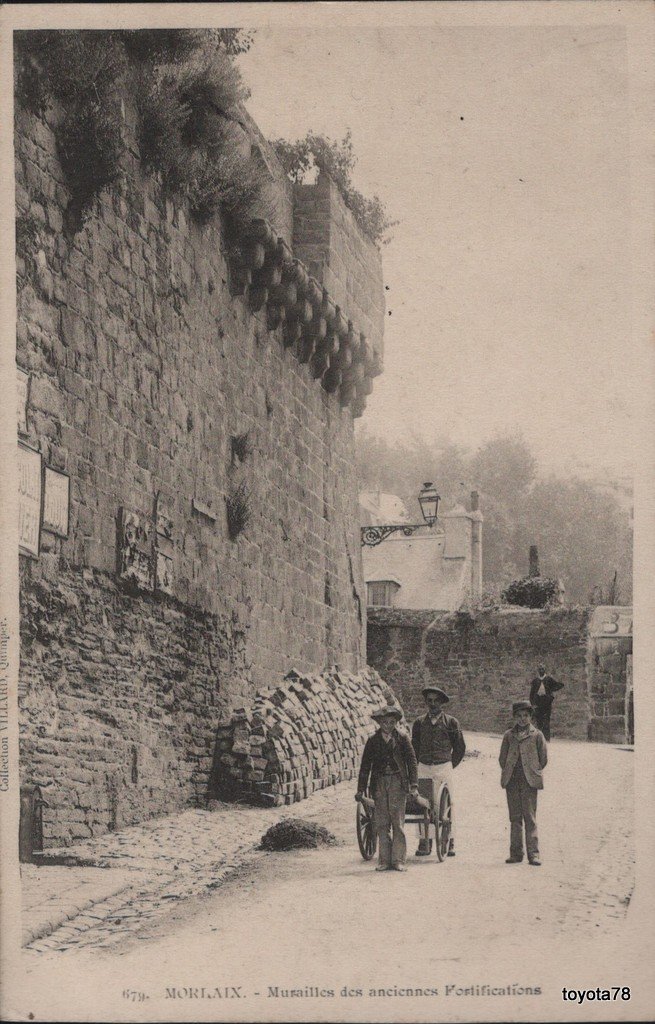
left=23, top=786, right=352, bottom=952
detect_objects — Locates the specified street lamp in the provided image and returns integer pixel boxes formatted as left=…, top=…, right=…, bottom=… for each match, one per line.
left=361, top=482, right=441, bottom=547
left=417, top=481, right=440, bottom=527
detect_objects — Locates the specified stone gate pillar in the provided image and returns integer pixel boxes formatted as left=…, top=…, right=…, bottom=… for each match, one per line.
left=587, top=606, right=633, bottom=743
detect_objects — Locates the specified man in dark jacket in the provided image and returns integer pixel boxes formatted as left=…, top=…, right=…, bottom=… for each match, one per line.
left=529, top=664, right=564, bottom=741
left=411, top=686, right=465, bottom=857
left=356, top=704, right=419, bottom=871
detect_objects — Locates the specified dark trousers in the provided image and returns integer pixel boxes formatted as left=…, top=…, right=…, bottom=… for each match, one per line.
left=506, top=762, right=539, bottom=860
left=374, top=773, right=407, bottom=867
left=534, top=708, right=551, bottom=741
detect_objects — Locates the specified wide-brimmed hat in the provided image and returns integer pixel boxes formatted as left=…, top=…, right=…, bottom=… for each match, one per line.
left=512, top=700, right=533, bottom=714
left=371, top=703, right=403, bottom=722
left=422, top=686, right=450, bottom=703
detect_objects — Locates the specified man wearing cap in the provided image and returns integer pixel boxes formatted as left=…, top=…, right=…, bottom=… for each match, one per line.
left=499, top=700, right=548, bottom=866
left=356, top=703, right=419, bottom=871
left=529, top=663, right=564, bottom=741
left=411, top=686, right=466, bottom=857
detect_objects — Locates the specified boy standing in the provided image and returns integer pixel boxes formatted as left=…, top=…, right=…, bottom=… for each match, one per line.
left=499, top=700, right=548, bottom=866
left=356, top=704, right=419, bottom=872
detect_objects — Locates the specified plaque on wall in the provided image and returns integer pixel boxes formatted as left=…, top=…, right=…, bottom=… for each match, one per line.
left=156, top=551, right=174, bottom=596
left=17, top=367, right=29, bottom=436
left=42, top=466, right=70, bottom=537
left=117, top=507, right=154, bottom=590
left=18, top=441, right=42, bottom=558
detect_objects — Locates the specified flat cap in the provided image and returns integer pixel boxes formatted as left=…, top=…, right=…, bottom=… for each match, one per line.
left=371, top=704, right=403, bottom=722
left=512, top=700, right=533, bottom=714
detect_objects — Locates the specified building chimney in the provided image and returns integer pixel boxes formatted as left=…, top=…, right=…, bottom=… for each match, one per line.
left=470, top=490, right=479, bottom=512
left=529, top=545, right=540, bottom=578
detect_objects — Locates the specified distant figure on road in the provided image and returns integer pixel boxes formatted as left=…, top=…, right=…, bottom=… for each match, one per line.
left=356, top=704, right=419, bottom=872
left=499, top=700, right=548, bottom=866
left=411, top=686, right=465, bottom=857
left=529, top=663, right=564, bottom=740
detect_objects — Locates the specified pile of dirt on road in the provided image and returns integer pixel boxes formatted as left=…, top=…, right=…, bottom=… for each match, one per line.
left=259, top=818, right=339, bottom=852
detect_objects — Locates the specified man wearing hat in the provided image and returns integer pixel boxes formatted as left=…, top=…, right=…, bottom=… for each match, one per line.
left=499, top=700, right=548, bottom=866
left=411, top=686, right=466, bottom=857
left=356, top=703, right=419, bottom=871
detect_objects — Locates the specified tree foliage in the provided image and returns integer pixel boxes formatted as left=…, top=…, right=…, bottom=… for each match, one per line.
left=355, top=428, right=633, bottom=605
left=272, top=130, right=397, bottom=246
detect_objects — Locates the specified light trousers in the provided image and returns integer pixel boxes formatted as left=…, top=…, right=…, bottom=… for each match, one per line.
left=417, top=761, right=455, bottom=847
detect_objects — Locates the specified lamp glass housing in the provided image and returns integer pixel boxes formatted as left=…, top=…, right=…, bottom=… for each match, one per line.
left=418, top=482, right=440, bottom=526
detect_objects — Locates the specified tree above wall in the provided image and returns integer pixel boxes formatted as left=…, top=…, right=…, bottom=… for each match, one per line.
left=272, top=130, right=397, bottom=246
left=355, top=429, right=633, bottom=605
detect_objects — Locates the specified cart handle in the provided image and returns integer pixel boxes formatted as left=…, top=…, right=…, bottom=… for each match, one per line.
left=355, top=794, right=376, bottom=813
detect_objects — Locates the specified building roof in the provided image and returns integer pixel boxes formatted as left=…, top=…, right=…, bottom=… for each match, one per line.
left=359, top=491, right=411, bottom=526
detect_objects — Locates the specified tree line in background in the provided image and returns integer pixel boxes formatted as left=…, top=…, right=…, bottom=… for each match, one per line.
left=355, top=431, right=633, bottom=606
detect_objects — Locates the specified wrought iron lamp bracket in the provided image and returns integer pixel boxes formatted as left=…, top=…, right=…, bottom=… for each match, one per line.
left=361, top=523, right=429, bottom=547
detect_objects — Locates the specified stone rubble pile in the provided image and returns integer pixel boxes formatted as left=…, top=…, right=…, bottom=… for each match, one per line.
left=213, top=666, right=396, bottom=805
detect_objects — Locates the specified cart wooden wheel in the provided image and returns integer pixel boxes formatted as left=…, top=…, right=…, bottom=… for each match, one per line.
left=356, top=798, right=377, bottom=861
left=435, top=783, right=452, bottom=862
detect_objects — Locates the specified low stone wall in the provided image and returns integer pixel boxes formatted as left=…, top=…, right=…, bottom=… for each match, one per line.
left=367, top=607, right=591, bottom=740
left=210, top=667, right=395, bottom=805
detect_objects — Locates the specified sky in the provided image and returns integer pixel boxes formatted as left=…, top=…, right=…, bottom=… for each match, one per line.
left=238, top=21, right=633, bottom=479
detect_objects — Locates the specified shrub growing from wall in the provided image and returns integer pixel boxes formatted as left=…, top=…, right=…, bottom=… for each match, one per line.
left=502, top=576, right=559, bottom=609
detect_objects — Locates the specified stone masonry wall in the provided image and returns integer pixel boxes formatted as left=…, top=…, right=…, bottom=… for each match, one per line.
left=367, top=607, right=592, bottom=740
left=15, top=81, right=382, bottom=844
left=19, top=568, right=253, bottom=845
left=293, top=173, right=385, bottom=368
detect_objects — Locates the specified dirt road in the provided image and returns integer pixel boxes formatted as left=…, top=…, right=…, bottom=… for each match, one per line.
left=15, top=733, right=649, bottom=1022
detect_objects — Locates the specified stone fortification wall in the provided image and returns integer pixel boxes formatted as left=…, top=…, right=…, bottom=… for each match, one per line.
left=15, top=77, right=383, bottom=844
left=367, top=607, right=591, bottom=740
left=211, top=666, right=395, bottom=805
left=293, top=173, right=385, bottom=395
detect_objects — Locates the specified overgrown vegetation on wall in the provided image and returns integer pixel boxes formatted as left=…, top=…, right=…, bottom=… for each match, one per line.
left=226, top=480, right=251, bottom=540
left=273, top=130, right=397, bottom=245
left=14, top=28, right=274, bottom=234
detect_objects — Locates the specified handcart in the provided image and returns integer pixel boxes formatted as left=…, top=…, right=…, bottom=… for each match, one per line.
left=356, top=777, right=452, bottom=862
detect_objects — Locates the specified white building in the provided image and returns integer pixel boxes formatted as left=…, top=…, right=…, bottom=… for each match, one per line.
left=359, top=491, right=483, bottom=611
